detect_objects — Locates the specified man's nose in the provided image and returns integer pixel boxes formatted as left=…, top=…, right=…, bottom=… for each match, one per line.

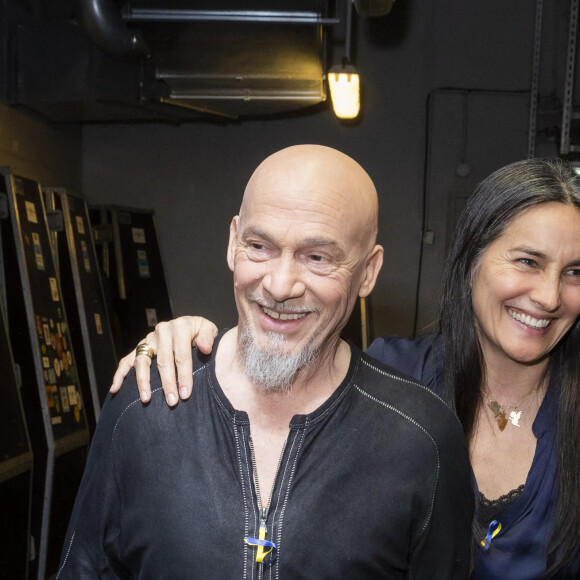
left=262, top=255, right=306, bottom=303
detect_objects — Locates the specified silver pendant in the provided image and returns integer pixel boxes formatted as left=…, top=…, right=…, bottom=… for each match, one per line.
left=508, top=410, right=522, bottom=427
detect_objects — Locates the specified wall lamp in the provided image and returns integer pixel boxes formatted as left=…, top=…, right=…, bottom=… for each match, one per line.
left=328, top=63, right=360, bottom=119
left=328, top=0, right=360, bottom=119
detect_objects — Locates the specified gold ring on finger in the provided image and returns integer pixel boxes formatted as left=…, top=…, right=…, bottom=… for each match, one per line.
left=135, top=343, right=155, bottom=359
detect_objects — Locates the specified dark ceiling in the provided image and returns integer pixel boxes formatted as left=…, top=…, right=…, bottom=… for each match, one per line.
left=0, top=0, right=346, bottom=123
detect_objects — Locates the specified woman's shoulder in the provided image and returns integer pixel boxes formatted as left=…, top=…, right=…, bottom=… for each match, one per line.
left=365, top=333, right=444, bottom=393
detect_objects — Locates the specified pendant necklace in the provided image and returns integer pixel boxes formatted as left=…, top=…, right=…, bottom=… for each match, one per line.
left=480, top=386, right=539, bottom=431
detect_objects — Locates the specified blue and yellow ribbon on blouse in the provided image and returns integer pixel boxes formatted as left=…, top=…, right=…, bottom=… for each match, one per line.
left=480, top=520, right=502, bottom=551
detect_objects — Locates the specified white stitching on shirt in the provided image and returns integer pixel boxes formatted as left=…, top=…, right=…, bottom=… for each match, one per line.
left=205, top=364, right=244, bottom=424
left=246, top=427, right=260, bottom=580
left=268, top=429, right=297, bottom=579
left=112, top=357, right=209, bottom=441
left=192, top=365, right=205, bottom=378
left=110, top=361, right=203, bottom=440
left=299, top=356, right=362, bottom=428
left=274, top=428, right=306, bottom=580
left=112, top=386, right=163, bottom=439
left=234, top=423, right=251, bottom=580
left=354, top=384, right=440, bottom=539
left=361, top=358, right=463, bottom=429
left=362, top=358, right=438, bottom=396
left=55, top=530, right=75, bottom=579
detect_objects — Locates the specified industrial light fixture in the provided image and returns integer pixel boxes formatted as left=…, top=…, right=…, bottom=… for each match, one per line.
left=328, top=63, right=360, bottom=119
left=328, top=0, right=360, bottom=119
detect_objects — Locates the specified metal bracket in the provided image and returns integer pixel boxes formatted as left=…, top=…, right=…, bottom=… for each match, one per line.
left=46, top=210, right=64, bottom=232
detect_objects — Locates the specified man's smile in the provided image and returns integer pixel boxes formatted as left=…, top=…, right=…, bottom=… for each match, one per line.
left=261, top=306, right=309, bottom=321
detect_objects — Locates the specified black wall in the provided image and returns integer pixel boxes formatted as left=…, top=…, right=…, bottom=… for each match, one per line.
left=81, top=0, right=570, bottom=340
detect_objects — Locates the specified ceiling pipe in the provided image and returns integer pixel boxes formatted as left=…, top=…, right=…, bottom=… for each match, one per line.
left=122, top=8, right=340, bottom=25
left=79, top=0, right=151, bottom=60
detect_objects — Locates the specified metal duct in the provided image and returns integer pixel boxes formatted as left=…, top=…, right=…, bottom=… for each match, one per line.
left=9, top=1, right=330, bottom=121
left=79, top=0, right=151, bottom=60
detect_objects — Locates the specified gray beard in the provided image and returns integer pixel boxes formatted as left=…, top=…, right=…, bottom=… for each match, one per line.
left=238, top=325, right=320, bottom=393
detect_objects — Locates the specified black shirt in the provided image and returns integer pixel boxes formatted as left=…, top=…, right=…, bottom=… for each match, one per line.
left=58, top=336, right=473, bottom=579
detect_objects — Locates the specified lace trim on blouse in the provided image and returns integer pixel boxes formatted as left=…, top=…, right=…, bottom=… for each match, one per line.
left=478, top=484, right=525, bottom=524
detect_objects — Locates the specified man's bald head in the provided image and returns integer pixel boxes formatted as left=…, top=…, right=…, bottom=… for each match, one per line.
left=239, top=145, right=379, bottom=254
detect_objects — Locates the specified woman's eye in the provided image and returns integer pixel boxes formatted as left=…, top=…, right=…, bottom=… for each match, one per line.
left=565, top=268, right=580, bottom=278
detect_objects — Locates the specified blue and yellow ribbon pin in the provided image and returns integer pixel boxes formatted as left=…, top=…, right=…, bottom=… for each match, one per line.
left=245, top=523, right=278, bottom=565
left=480, top=520, right=502, bottom=551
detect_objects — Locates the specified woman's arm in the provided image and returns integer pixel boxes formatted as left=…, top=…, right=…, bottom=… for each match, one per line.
left=110, top=316, right=218, bottom=406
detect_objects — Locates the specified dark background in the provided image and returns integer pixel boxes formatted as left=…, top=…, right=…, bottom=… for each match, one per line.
left=0, top=0, right=573, bottom=342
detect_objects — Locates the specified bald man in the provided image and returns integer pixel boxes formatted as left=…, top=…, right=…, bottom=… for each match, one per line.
left=58, top=146, right=472, bottom=579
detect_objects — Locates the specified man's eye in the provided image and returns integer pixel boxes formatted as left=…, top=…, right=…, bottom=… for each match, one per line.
left=518, top=258, right=537, bottom=267
left=308, top=253, right=331, bottom=265
left=247, top=241, right=269, bottom=252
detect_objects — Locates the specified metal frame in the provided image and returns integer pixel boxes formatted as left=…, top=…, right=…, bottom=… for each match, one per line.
left=0, top=285, right=33, bottom=579
left=560, top=0, right=580, bottom=155
left=527, top=0, right=543, bottom=159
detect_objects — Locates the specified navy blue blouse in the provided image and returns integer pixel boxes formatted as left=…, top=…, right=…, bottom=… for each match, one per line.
left=366, top=334, right=580, bottom=579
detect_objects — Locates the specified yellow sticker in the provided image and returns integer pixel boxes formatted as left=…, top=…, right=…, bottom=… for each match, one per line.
left=94, top=313, right=103, bottom=334
left=76, top=215, right=85, bottom=235
left=132, top=227, right=146, bottom=243
left=49, top=277, right=60, bottom=302
left=67, top=385, right=77, bottom=406
left=25, top=201, right=38, bottom=223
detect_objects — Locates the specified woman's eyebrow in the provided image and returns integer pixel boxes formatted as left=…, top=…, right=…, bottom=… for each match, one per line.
left=510, top=246, right=546, bottom=258
left=511, top=246, right=580, bottom=266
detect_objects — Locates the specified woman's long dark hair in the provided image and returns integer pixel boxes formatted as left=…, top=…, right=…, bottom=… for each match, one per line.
left=439, top=158, right=580, bottom=576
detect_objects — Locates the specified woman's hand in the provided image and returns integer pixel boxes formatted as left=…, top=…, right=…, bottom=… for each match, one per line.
left=110, top=316, right=218, bottom=406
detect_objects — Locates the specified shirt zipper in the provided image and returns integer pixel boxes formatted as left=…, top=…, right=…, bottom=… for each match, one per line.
left=248, top=435, right=288, bottom=578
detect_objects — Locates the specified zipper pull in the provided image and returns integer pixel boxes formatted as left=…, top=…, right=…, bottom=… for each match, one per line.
left=244, top=518, right=278, bottom=565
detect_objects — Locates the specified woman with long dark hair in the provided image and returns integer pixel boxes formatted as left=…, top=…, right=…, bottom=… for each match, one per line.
left=113, top=158, right=580, bottom=578
left=369, top=158, right=580, bottom=578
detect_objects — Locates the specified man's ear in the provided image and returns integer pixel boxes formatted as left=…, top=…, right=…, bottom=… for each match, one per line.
left=227, top=216, right=239, bottom=272
left=358, top=245, right=384, bottom=298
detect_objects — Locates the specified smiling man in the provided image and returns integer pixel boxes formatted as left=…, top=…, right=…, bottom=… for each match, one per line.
left=58, top=145, right=473, bottom=579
